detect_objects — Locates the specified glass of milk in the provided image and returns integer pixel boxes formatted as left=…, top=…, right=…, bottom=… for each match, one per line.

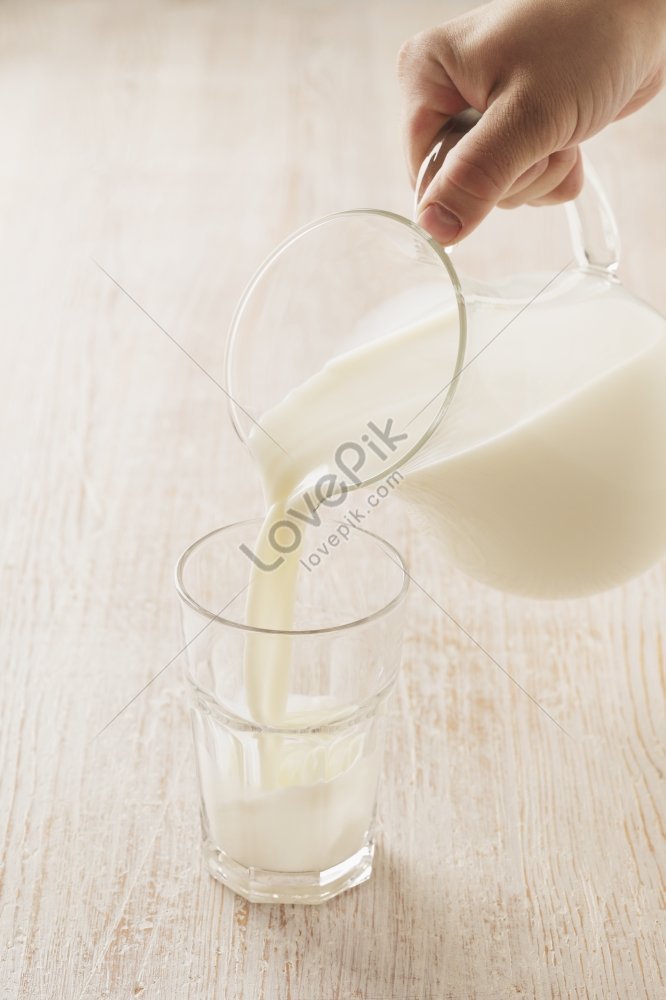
left=176, top=518, right=409, bottom=904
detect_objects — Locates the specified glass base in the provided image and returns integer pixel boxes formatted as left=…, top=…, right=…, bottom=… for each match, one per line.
left=203, top=836, right=375, bottom=904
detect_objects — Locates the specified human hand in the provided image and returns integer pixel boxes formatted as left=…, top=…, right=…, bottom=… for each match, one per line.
left=398, top=0, right=666, bottom=244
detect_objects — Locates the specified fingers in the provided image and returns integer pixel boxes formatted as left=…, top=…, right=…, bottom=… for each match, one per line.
left=529, top=149, right=584, bottom=205
left=397, top=30, right=471, bottom=186
left=498, top=147, right=583, bottom=207
left=415, top=91, right=561, bottom=244
left=495, top=156, right=550, bottom=203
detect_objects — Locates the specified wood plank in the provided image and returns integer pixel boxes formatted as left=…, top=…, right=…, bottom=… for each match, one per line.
left=0, top=2, right=664, bottom=998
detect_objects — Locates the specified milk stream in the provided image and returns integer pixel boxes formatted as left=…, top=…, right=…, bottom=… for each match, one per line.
left=206, top=279, right=666, bottom=872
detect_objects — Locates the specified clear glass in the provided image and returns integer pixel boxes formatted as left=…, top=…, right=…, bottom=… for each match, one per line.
left=175, top=519, right=409, bottom=904
left=225, top=209, right=467, bottom=495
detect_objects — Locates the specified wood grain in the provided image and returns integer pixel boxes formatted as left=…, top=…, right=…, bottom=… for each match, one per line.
left=0, top=2, right=664, bottom=998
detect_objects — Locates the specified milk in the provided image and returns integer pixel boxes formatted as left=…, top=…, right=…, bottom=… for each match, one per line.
left=197, top=697, right=381, bottom=873
left=249, top=283, right=666, bottom=602
left=209, top=278, right=666, bottom=873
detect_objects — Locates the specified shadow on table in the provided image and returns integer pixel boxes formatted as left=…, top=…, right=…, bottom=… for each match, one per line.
left=296, top=843, right=521, bottom=1000
left=208, top=840, right=530, bottom=998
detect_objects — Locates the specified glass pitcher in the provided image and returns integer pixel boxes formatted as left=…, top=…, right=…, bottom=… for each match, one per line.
left=224, top=143, right=666, bottom=599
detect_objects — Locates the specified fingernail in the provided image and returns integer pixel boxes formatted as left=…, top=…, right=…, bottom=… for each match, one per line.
left=417, top=203, right=462, bottom=245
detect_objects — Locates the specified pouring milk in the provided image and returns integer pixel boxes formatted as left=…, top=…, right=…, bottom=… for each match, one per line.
left=204, top=174, right=666, bottom=876
left=242, top=276, right=666, bottom=727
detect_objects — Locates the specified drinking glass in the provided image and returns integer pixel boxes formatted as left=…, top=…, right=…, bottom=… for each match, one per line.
left=175, top=518, right=409, bottom=904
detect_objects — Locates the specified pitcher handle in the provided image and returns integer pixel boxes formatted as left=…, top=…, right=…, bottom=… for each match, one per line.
left=564, top=156, right=620, bottom=273
left=414, top=114, right=621, bottom=274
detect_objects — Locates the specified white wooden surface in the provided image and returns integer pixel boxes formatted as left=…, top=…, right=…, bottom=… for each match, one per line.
left=1, top=2, right=664, bottom=998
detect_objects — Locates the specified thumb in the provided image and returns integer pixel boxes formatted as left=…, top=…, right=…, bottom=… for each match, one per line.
left=416, top=94, right=558, bottom=244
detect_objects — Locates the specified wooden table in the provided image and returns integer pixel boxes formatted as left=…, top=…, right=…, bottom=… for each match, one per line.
left=1, top=2, right=664, bottom=997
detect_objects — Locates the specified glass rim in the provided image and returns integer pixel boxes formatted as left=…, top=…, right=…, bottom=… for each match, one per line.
left=224, top=207, right=468, bottom=492
left=174, top=517, right=410, bottom=636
